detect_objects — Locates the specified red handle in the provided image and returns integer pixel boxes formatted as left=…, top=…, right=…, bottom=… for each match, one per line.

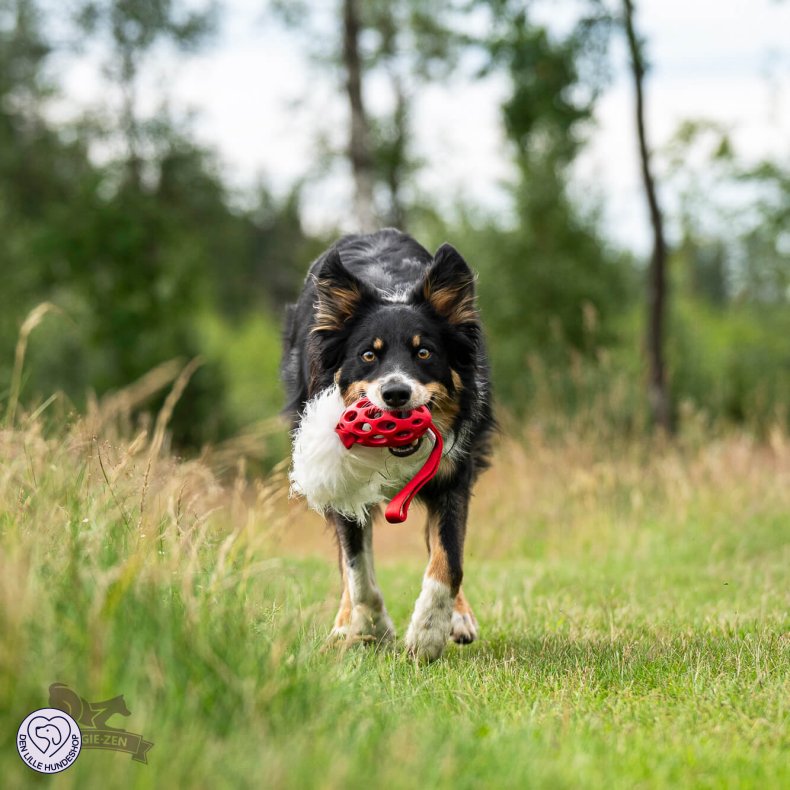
left=384, top=426, right=444, bottom=523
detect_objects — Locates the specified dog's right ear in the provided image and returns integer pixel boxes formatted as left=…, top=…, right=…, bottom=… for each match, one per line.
left=312, top=250, right=372, bottom=333
left=416, top=243, right=479, bottom=326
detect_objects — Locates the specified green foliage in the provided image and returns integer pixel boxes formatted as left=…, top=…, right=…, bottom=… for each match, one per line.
left=75, top=0, right=217, bottom=68
left=198, top=311, right=282, bottom=425
left=0, top=2, right=318, bottom=444
left=436, top=3, right=635, bottom=411
left=664, top=120, right=790, bottom=306
left=239, top=187, right=329, bottom=313
left=735, top=160, right=790, bottom=303
left=420, top=210, right=633, bottom=410
left=670, top=298, right=790, bottom=430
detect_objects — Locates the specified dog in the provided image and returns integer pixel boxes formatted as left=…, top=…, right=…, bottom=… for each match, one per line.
left=282, top=228, right=494, bottom=661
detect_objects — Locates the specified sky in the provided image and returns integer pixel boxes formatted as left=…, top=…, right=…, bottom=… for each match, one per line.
left=57, top=0, right=790, bottom=255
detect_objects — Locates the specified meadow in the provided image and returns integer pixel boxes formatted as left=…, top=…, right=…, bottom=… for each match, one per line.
left=1, top=380, right=788, bottom=789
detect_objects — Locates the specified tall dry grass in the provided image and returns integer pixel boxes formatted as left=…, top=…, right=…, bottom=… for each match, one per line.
left=469, top=423, right=790, bottom=562
left=0, top=341, right=291, bottom=700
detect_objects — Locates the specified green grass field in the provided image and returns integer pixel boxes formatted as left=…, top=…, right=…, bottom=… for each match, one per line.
left=1, top=409, right=788, bottom=789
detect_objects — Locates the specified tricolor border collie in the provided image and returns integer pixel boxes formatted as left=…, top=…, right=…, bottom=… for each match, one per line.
left=282, top=228, right=494, bottom=661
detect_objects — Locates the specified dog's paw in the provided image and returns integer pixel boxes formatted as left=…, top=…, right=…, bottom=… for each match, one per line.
left=330, top=604, right=395, bottom=646
left=353, top=604, right=396, bottom=644
left=328, top=624, right=351, bottom=642
left=405, top=579, right=454, bottom=662
left=405, top=620, right=450, bottom=662
left=450, top=609, right=478, bottom=645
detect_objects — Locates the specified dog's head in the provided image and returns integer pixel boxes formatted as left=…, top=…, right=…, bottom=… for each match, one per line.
left=310, top=243, right=480, bottom=439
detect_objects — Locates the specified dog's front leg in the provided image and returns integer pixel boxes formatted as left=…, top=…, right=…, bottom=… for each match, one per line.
left=406, top=484, right=469, bottom=661
left=329, top=510, right=395, bottom=645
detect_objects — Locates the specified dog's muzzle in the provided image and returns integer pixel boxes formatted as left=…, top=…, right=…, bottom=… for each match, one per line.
left=388, top=435, right=424, bottom=457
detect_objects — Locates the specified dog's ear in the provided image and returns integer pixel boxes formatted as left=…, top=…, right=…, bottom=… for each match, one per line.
left=416, top=243, right=478, bottom=325
left=312, top=250, right=373, bottom=332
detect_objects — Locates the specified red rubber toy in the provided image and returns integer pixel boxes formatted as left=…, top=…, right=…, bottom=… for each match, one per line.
left=335, top=398, right=444, bottom=523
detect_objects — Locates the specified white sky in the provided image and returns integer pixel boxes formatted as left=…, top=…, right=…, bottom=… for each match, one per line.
left=57, top=0, right=790, bottom=255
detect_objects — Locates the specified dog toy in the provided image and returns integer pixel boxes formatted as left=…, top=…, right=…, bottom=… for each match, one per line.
left=335, top=398, right=444, bottom=524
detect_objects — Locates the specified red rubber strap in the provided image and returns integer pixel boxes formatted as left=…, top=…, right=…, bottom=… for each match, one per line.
left=384, top=426, right=444, bottom=524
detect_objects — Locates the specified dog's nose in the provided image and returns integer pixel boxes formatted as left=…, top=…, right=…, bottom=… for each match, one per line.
left=381, top=382, right=411, bottom=409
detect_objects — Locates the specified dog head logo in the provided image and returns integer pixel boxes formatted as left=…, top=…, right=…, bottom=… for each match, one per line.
left=29, top=714, right=71, bottom=756
left=17, top=708, right=82, bottom=774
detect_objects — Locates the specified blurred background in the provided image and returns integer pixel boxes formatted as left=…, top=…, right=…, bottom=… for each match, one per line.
left=1, top=0, right=789, bottom=455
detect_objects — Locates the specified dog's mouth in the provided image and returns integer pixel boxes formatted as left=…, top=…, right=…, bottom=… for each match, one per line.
left=388, top=436, right=424, bottom=458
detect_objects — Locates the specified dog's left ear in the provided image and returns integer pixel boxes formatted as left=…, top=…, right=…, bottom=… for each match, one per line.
left=313, top=249, right=375, bottom=333
left=416, top=243, right=478, bottom=325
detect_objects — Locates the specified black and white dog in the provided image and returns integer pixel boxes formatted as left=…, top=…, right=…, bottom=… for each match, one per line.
left=282, top=228, right=494, bottom=661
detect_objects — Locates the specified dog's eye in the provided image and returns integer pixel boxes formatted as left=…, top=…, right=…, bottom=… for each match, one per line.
left=361, top=350, right=376, bottom=363
left=417, top=348, right=431, bottom=360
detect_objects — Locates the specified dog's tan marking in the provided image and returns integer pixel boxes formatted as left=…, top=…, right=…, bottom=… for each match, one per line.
left=450, top=369, right=463, bottom=391
left=373, top=337, right=384, bottom=351
left=450, top=587, right=478, bottom=645
left=405, top=514, right=456, bottom=660
left=454, top=588, right=473, bottom=616
left=425, top=381, right=451, bottom=401
left=435, top=455, right=457, bottom=479
left=313, top=282, right=363, bottom=333
left=334, top=369, right=342, bottom=385
left=425, top=513, right=454, bottom=590
left=328, top=514, right=395, bottom=645
left=333, top=565, right=352, bottom=631
left=341, top=380, right=373, bottom=406
left=412, top=334, right=421, bottom=348
left=425, top=381, right=461, bottom=435
left=424, top=276, right=478, bottom=326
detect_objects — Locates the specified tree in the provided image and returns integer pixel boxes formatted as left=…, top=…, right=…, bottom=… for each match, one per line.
left=272, top=0, right=463, bottom=231
left=0, top=1, right=235, bottom=443
left=75, top=0, right=216, bottom=186
left=0, top=0, right=95, bottom=394
left=622, top=0, right=672, bottom=432
left=363, top=0, right=465, bottom=228
left=462, top=1, right=632, bottom=412
left=0, top=0, right=328, bottom=443
left=341, top=0, right=376, bottom=232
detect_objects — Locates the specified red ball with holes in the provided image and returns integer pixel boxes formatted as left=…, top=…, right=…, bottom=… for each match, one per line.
left=335, top=398, right=444, bottom=523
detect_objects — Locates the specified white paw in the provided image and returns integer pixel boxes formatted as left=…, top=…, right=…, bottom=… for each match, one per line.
left=450, top=610, right=478, bottom=645
left=353, top=604, right=396, bottom=643
left=329, top=624, right=350, bottom=641
left=405, top=578, right=454, bottom=662
left=331, top=604, right=395, bottom=645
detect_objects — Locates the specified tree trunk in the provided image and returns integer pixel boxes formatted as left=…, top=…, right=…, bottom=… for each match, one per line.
left=121, top=48, right=142, bottom=189
left=342, top=0, right=377, bottom=233
left=622, top=0, right=672, bottom=433
left=386, top=71, right=407, bottom=229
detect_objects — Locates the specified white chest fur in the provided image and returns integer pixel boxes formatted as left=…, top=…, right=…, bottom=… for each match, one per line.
left=289, top=385, right=439, bottom=522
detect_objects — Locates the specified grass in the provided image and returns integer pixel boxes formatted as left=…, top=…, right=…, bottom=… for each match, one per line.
left=1, top=394, right=788, bottom=788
